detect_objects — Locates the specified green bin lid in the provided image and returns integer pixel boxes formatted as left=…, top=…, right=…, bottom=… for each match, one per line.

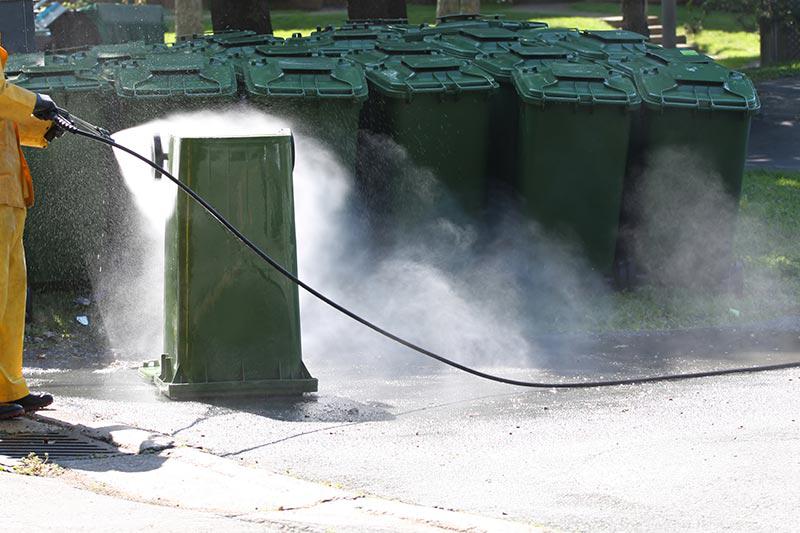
left=433, top=13, right=548, bottom=34
left=636, top=63, right=760, bottom=112
left=114, top=55, right=237, bottom=98
left=513, top=61, right=640, bottom=107
left=645, top=46, right=714, bottom=65
left=3, top=52, right=43, bottom=76
left=474, top=44, right=575, bottom=81
left=433, top=27, right=521, bottom=58
left=243, top=56, right=368, bottom=99
left=179, top=30, right=256, bottom=43
left=253, top=34, right=332, bottom=58
left=520, top=28, right=613, bottom=60
left=309, top=28, right=398, bottom=56
left=459, top=27, right=519, bottom=41
left=210, top=34, right=277, bottom=48
left=584, top=30, right=646, bottom=44
left=330, top=29, right=382, bottom=41
left=366, top=54, right=498, bottom=99
left=13, top=64, right=110, bottom=92
left=204, top=34, right=279, bottom=58
left=254, top=43, right=317, bottom=57
left=347, top=40, right=439, bottom=67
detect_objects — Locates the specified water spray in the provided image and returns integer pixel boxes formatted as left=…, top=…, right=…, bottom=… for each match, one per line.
left=52, top=110, right=800, bottom=389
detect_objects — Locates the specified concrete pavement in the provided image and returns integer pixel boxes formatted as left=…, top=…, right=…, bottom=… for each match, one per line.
left=748, top=76, right=800, bottom=171
left=8, top=322, right=800, bottom=531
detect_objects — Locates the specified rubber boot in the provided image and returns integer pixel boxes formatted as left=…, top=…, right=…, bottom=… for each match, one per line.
left=13, top=393, right=53, bottom=413
left=0, top=403, right=24, bottom=420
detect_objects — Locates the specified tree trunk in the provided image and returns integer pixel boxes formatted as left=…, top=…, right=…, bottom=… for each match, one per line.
left=211, top=0, right=273, bottom=34
left=661, top=0, right=676, bottom=48
left=348, top=0, right=407, bottom=21
left=621, top=0, right=649, bottom=37
left=175, top=0, right=203, bottom=37
left=436, top=0, right=481, bottom=18
left=437, top=0, right=480, bottom=19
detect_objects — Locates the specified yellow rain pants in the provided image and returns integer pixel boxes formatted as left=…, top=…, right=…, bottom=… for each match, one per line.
left=0, top=206, right=28, bottom=402
left=0, top=45, right=53, bottom=402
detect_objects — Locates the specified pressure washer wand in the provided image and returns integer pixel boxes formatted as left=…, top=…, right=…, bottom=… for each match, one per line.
left=53, top=110, right=111, bottom=140
left=54, top=111, right=800, bottom=390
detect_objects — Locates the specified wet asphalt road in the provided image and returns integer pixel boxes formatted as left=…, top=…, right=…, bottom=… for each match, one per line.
left=27, top=326, right=800, bottom=531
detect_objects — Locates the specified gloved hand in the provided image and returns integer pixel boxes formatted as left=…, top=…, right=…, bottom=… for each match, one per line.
left=33, top=94, right=66, bottom=142
left=33, top=93, right=59, bottom=121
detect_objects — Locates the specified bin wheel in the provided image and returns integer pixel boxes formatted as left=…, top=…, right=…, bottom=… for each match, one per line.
left=613, top=259, right=636, bottom=291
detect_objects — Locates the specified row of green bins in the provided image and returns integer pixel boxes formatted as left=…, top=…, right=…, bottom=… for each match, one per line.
left=242, top=56, right=368, bottom=170
left=512, top=61, right=640, bottom=274
left=531, top=29, right=762, bottom=283
left=353, top=45, right=498, bottom=220
left=15, top=65, right=117, bottom=286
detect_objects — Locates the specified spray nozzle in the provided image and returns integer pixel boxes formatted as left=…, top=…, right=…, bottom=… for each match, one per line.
left=151, top=135, right=168, bottom=180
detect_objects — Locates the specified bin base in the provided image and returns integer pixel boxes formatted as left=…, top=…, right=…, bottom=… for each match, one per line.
left=138, top=361, right=318, bottom=400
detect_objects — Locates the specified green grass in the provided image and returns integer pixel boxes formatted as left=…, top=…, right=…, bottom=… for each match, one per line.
left=597, top=170, right=800, bottom=332
left=744, top=60, right=800, bottom=82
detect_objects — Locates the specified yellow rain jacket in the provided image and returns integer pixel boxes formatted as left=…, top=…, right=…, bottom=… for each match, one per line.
left=0, top=45, right=53, bottom=403
left=0, top=46, right=52, bottom=208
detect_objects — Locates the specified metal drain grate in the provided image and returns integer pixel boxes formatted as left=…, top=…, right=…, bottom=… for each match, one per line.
left=0, top=432, right=119, bottom=460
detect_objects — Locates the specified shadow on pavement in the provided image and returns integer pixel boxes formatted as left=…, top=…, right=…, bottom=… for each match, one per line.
left=747, top=77, right=800, bottom=170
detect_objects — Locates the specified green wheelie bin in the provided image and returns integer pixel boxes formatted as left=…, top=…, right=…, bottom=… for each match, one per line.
left=111, top=53, right=238, bottom=131
left=361, top=53, right=498, bottom=222
left=513, top=61, right=640, bottom=274
left=142, top=132, right=317, bottom=399
left=14, top=65, right=118, bottom=286
left=473, top=43, right=577, bottom=186
left=242, top=55, right=368, bottom=171
left=615, top=60, right=761, bottom=287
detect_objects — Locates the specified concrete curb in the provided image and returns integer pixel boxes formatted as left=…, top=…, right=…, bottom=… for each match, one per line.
left=3, top=409, right=542, bottom=532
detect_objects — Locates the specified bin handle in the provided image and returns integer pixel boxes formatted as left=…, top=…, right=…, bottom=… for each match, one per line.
left=131, top=71, right=226, bottom=97
left=534, top=79, right=633, bottom=106
left=403, top=73, right=447, bottom=96
left=18, top=69, right=105, bottom=92
left=658, top=84, right=750, bottom=111
left=150, top=66, right=203, bottom=75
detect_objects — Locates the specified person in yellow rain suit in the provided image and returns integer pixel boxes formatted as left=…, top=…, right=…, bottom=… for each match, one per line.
left=0, top=44, right=64, bottom=420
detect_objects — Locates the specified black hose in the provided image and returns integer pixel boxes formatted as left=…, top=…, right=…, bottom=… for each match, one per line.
left=64, top=118, right=800, bottom=389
